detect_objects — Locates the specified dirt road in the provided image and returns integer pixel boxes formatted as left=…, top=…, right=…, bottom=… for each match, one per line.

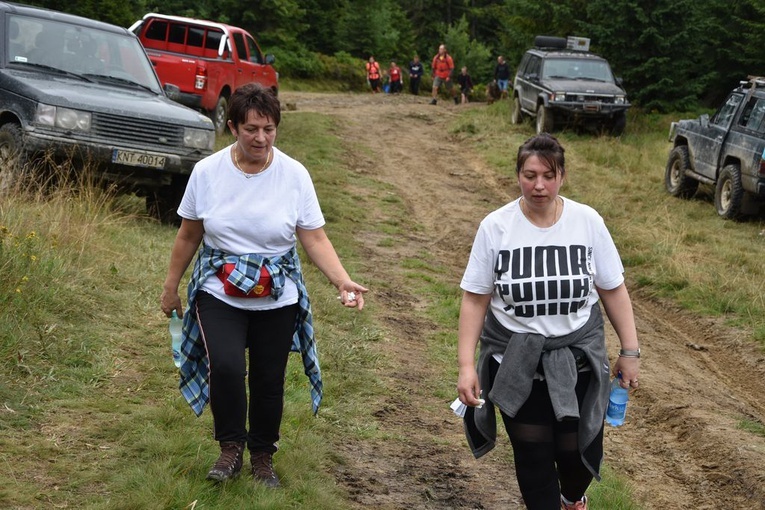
left=280, top=91, right=765, bottom=510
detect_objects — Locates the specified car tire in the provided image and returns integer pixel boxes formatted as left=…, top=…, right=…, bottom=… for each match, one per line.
left=715, top=164, right=744, bottom=220
left=510, top=96, right=524, bottom=125
left=147, top=174, right=189, bottom=226
left=664, top=145, right=699, bottom=198
left=610, top=111, right=627, bottom=136
left=0, top=123, right=26, bottom=191
left=210, top=96, right=228, bottom=136
left=536, top=104, right=553, bottom=134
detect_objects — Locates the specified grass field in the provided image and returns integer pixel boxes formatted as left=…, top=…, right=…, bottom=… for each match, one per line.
left=0, top=98, right=763, bottom=509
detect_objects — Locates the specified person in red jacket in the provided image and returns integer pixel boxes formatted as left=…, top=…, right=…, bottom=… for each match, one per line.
left=430, top=44, right=457, bottom=105
left=389, top=61, right=403, bottom=94
left=366, top=56, right=382, bottom=93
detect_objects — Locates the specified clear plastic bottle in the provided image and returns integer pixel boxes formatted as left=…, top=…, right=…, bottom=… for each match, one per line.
left=605, top=373, right=629, bottom=426
left=169, top=310, right=183, bottom=368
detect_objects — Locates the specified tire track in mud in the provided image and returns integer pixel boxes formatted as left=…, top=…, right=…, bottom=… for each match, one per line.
left=282, top=92, right=765, bottom=510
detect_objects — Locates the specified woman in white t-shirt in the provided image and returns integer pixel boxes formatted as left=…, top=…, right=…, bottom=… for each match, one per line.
left=160, top=84, right=367, bottom=488
left=456, top=134, right=640, bottom=510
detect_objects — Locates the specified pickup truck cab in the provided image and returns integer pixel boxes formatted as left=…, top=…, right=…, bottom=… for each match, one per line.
left=0, top=2, right=215, bottom=223
left=666, top=76, right=765, bottom=219
left=130, top=13, right=278, bottom=135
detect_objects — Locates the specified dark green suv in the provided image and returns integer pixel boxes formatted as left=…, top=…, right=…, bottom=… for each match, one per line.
left=0, top=2, right=215, bottom=223
left=510, top=36, right=630, bottom=135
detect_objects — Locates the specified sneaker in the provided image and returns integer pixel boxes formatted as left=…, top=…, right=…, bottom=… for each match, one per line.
left=561, top=495, right=588, bottom=510
left=251, top=451, right=280, bottom=488
left=453, top=96, right=459, bottom=105
left=429, top=99, right=437, bottom=105
left=206, top=441, right=244, bottom=482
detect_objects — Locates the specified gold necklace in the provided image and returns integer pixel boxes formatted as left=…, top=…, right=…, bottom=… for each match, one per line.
left=233, top=144, right=272, bottom=178
left=521, top=196, right=560, bottom=227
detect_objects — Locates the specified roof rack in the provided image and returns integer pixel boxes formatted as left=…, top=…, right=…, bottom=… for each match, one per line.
left=742, top=76, right=765, bottom=88
left=532, top=35, right=592, bottom=52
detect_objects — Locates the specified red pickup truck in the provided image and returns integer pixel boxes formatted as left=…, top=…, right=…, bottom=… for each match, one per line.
left=129, top=13, right=278, bottom=134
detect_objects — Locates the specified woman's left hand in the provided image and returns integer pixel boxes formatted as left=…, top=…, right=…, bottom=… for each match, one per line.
left=338, top=281, right=369, bottom=310
left=614, top=356, right=640, bottom=389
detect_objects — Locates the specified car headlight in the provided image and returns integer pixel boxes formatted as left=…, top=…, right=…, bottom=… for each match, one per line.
left=614, top=96, right=626, bottom=105
left=184, top=127, right=215, bottom=151
left=35, top=104, right=91, bottom=131
left=551, top=92, right=566, bottom=102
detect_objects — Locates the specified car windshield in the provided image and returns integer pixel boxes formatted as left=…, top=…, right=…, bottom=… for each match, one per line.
left=541, top=58, right=614, bottom=82
left=6, top=14, right=162, bottom=93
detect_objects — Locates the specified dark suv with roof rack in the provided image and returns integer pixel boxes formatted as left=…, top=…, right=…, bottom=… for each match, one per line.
left=510, top=36, right=630, bottom=135
left=665, top=76, right=765, bottom=219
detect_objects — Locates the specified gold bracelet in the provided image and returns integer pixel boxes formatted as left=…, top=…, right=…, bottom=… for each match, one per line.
left=619, top=348, right=641, bottom=358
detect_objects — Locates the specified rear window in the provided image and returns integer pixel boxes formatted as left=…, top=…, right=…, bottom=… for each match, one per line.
left=144, top=20, right=167, bottom=41
left=140, top=19, right=225, bottom=58
left=168, top=23, right=185, bottom=45
left=187, top=27, right=204, bottom=48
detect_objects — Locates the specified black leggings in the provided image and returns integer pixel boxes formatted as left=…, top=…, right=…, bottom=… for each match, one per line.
left=195, top=291, right=297, bottom=453
left=490, top=359, right=602, bottom=509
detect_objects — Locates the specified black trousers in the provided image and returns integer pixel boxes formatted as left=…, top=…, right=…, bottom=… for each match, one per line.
left=410, top=76, right=421, bottom=95
left=195, top=291, right=297, bottom=453
left=490, top=358, right=602, bottom=509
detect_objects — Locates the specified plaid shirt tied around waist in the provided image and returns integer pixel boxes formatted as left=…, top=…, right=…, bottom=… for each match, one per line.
left=178, top=243, right=322, bottom=416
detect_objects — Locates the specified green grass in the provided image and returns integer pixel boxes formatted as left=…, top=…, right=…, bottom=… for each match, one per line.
left=1, top=95, right=763, bottom=509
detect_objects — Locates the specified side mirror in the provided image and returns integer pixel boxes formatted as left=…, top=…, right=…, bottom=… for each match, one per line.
left=699, top=113, right=710, bottom=128
left=265, top=54, right=275, bottom=65
left=615, top=77, right=623, bottom=86
left=164, top=83, right=181, bottom=101
left=527, top=72, right=539, bottom=82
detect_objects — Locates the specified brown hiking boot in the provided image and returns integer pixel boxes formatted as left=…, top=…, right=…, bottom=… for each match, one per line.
left=251, top=451, right=280, bottom=488
left=206, top=441, right=244, bottom=482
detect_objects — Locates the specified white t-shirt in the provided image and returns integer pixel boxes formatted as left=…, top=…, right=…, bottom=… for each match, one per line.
left=178, top=144, right=325, bottom=310
left=461, top=197, right=624, bottom=337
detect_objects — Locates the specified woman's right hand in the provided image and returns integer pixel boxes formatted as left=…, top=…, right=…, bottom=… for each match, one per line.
left=457, top=365, right=482, bottom=407
left=160, top=289, right=182, bottom=318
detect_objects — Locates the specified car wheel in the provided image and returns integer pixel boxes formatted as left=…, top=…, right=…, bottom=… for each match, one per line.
left=147, top=174, right=189, bottom=226
left=664, top=145, right=699, bottom=198
left=510, top=96, right=524, bottom=125
left=210, top=96, right=228, bottom=136
left=0, top=123, right=25, bottom=191
left=536, top=104, right=553, bottom=134
left=610, top=111, right=627, bottom=136
left=715, top=164, right=744, bottom=220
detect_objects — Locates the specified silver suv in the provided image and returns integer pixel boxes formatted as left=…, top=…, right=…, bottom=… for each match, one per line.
left=510, top=36, right=630, bottom=135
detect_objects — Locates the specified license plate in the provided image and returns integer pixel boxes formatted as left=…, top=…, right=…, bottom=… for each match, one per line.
left=112, top=149, right=166, bottom=169
left=583, top=103, right=600, bottom=112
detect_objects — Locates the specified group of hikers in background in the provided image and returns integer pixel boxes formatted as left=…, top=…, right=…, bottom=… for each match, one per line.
left=365, top=45, right=513, bottom=105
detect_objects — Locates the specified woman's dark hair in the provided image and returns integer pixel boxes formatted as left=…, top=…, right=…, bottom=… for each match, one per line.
left=516, top=133, right=566, bottom=177
left=228, top=83, right=281, bottom=129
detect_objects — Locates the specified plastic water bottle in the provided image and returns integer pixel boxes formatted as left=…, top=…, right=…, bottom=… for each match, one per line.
left=169, top=310, right=183, bottom=368
left=605, top=373, right=629, bottom=426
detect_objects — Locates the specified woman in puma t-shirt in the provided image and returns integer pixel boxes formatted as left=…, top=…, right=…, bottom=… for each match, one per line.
left=456, top=134, right=640, bottom=510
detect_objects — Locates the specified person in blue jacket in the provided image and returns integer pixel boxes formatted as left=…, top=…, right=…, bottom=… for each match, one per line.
left=408, top=54, right=424, bottom=95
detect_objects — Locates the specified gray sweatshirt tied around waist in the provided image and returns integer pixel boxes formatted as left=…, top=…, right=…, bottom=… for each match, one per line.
left=464, top=305, right=610, bottom=479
